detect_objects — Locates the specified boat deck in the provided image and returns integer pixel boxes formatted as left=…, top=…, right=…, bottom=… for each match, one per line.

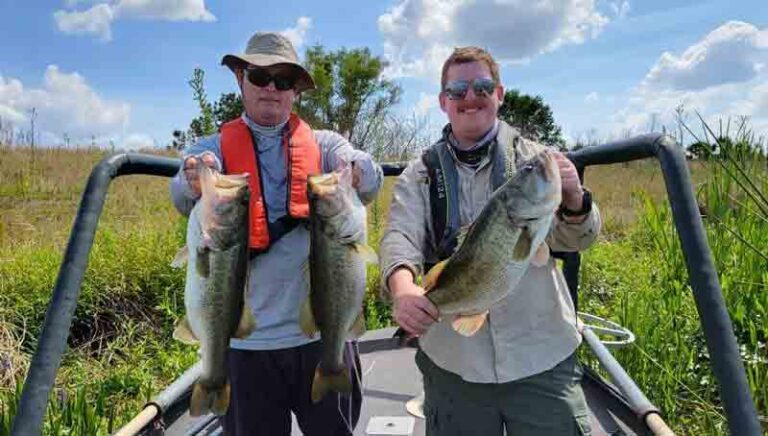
left=161, top=328, right=648, bottom=435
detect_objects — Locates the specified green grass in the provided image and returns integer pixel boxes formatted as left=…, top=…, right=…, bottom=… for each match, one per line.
left=0, top=136, right=765, bottom=434
left=579, top=136, right=767, bottom=434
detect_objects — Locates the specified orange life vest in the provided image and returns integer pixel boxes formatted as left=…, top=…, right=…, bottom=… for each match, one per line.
left=220, top=113, right=321, bottom=250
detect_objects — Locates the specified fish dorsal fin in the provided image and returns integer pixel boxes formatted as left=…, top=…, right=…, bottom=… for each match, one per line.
left=451, top=311, right=489, bottom=336
left=351, top=243, right=378, bottom=264
left=455, top=225, right=471, bottom=248
left=300, top=260, right=310, bottom=291
left=348, top=311, right=366, bottom=339
left=299, top=297, right=318, bottom=338
left=173, top=317, right=199, bottom=344
left=233, top=307, right=256, bottom=339
left=170, top=245, right=189, bottom=268
left=512, top=227, right=533, bottom=261
left=423, top=259, right=448, bottom=291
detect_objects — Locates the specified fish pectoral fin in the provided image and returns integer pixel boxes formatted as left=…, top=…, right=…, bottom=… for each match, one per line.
left=351, top=243, right=378, bottom=264
left=348, top=311, right=366, bottom=339
left=299, top=298, right=318, bottom=338
left=170, top=245, right=189, bottom=268
left=512, top=227, right=533, bottom=261
left=423, top=259, right=448, bottom=291
left=233, top=307, right=256, bottom=339
left=195, top=246, right=211, bottom=278
left=311, top=365, right=352, bottom=404
left=172, top=317, right=199, bottom=344
left=531, top=243, right=550, bottom=267
left=451, top=311, right=489, bottom=336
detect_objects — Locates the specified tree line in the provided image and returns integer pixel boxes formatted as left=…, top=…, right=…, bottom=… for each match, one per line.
left=171, top=44, right=567, bottom=158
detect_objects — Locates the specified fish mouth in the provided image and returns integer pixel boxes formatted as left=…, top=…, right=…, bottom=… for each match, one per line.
left=308, top=173, right=339, bottom=197
left=203, top=168, right=248, bottom=200
left=539, top=151, right=560, bottom=184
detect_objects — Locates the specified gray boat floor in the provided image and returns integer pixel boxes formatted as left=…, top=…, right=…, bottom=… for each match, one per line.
left=163, top=328, right=647, bottom=435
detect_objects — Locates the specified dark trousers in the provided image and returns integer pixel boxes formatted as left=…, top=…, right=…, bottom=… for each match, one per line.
left=221, top=341, right=363, bottom=436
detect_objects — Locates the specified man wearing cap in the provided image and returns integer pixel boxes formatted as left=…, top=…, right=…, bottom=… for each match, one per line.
left=170, top=32, right=383, bottom=435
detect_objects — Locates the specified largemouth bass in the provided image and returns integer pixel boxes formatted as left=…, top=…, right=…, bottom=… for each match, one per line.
left=171, top=162, right=255, bottom=416
left=299, top=164, right=377, bottom=403
left=422, top=149, right=562, bottom=336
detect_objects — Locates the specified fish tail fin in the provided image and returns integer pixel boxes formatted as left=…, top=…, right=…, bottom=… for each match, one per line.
left=311, top=365, right=351, bottom=404
left=189, top=382, right=230, bottom=417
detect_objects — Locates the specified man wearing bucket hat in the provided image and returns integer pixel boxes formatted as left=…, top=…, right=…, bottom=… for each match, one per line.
left=170, top=32, right=383, bottom=435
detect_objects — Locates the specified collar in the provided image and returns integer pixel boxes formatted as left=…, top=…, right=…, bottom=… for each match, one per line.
left=443, top=120, right=500, bottom=168
left=242, top=113, right=288, bottom=138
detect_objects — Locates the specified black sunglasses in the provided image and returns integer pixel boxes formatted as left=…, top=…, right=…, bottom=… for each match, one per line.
left=245, top=68, right=297, bottom=91
left=443, top=78, right=497, bottom=100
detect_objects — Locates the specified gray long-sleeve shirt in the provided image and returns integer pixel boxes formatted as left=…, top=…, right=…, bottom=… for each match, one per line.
left=171, top=113, right=383, bottom=350
left=379, top=120, right=602, bottom=383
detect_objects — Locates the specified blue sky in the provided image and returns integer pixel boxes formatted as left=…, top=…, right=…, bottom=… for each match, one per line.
left=1, top=0, right=767, bottom=149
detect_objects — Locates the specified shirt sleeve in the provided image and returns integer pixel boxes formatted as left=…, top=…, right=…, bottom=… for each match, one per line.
left=315, top=130, right=384, bottom=205
left=514, top=136, right=603, bottom=253
left=546, top=200, right=602, bottom=252
left=169, top=133, right=222, bottom=216
left=378, top=159, right=430, bottom=300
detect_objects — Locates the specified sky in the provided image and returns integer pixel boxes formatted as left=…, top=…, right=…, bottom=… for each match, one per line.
left=1, top=0, right=767, bottom=149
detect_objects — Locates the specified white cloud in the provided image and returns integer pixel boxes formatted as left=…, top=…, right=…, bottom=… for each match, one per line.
left=54, top=0, right=215, bottom=41
left=378, top=0, right=610, bottom=80
left=608, top=0, right=630, bottom=19
left=54, top=4, right=115, bottom=41
left=585, top=91, right=599, bottom=103
left=120, top=132, right=155, bottom=150
left=415, top=92, right=438, bottom=116
left=0, top=66, right=130, bottom=142
left=644, top=21, right=768, bottom=91
left=281, top=16, right=312, bottom=50
left=0, top=76, right=26, bottom=124
left=612, top=21, right=768, bottom=140
left=116, top=0, right=215, bottom=21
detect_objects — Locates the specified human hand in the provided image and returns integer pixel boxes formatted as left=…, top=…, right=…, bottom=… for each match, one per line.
left=389, top=269, right=439, bottom=336
left=183, top=152, right=217, bottom=197
left=552, top=151, right=583, bottom=212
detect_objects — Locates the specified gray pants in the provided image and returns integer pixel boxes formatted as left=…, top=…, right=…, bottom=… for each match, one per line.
left=416, top=350, right=592, bottom=436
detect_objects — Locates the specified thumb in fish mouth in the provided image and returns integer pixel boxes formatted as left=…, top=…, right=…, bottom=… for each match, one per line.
left=308, top=173, right=340, bottom=197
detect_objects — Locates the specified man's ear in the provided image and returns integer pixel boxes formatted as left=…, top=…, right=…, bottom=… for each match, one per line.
left=439, top=91, right=447, bottom=113
left=495, top=84, right=504, bottom=102
left=235, top=69, right=244, bottom=88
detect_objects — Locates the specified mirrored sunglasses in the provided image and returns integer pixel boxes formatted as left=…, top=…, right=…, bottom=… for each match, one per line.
left=443, top=78, right=497, bottom=100
left=245, top=68, right=297, bottom=91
